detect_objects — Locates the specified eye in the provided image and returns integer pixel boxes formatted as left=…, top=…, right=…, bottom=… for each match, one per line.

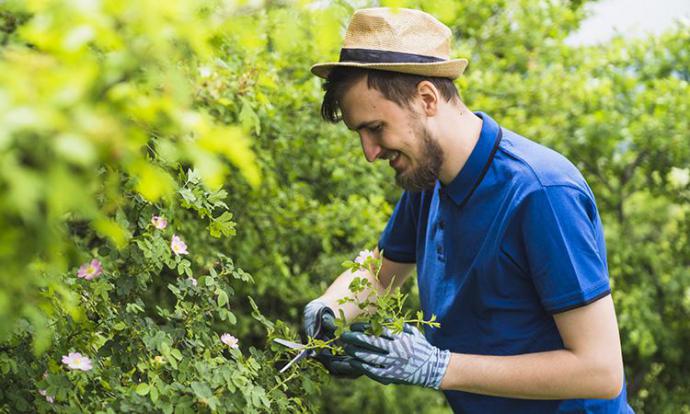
left=369, top=124, right=383, bottom=133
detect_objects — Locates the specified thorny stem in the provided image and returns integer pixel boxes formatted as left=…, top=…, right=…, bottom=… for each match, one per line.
left=396, top=319, right=436, bottom=325
left=301, top=337, right=339, bottom=353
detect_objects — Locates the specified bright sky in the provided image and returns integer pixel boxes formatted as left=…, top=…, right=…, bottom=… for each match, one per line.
left=565, top=0, right=690, bottom=45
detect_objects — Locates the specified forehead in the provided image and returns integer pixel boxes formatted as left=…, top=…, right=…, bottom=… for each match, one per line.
left=339, top=77, right=407, bottom=129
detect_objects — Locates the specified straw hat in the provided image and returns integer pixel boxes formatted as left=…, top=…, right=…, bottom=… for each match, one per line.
left=311, top=8, right=468, bottom=80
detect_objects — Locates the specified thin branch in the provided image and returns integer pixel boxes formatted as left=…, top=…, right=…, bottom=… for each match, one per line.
left=268, top=370, right=299, bottom=394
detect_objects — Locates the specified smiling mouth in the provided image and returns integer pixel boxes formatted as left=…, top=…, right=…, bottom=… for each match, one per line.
left=382, top=151, right=401, bottom=168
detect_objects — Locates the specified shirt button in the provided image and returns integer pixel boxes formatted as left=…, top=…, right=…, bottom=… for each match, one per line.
left=438, top=220, right=445, bottom=230
left=436, top=245, right=443, bottom=255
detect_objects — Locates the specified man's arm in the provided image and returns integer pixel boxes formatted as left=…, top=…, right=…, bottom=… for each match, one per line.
left=317, top=247, right=415, bottom=322
left=439, top=294, right=624, bottom=399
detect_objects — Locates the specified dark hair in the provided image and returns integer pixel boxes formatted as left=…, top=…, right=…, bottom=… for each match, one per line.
left=320, top=67, right=461, bottom=123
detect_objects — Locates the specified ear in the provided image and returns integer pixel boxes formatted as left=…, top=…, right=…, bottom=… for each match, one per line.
left=416, top=81, right=439, bottom=117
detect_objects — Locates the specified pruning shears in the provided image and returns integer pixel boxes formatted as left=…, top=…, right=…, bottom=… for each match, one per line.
left=273, top=307, right=336, bottom=373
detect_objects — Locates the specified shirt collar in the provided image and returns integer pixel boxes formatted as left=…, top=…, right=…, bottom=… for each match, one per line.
left=441, top=112, right=501, bottom=206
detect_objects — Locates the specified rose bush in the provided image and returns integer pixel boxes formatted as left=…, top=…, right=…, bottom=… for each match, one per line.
left=0, top=0, right=328, bottom=412
left=1, top=164, right=328, bottom=412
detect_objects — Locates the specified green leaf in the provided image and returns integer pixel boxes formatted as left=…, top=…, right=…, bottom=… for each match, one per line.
left=248, top=296, right=274, bottom=332
left=227, top=311, right=237, bottom=325
left=168, top=284, right=180, bottom=295
left=179, top=187, right=197, bottom=203
left=217, top=290, right=229, bottom=307
left=209, top=211, right=236, bottom=238
left=150, top=384, right=159, bottom=403
left=170, top=348, right=183, bottom=361
left=177, top=260, right=191, bottom=276
left=190, top=381, right=213, bottom=400
left=135, top=383, right=150, bottom=396
left=239, top=98, right=261, bottom=135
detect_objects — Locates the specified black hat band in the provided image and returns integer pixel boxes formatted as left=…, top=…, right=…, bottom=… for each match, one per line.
left=339, top=48, right=446, bottom=64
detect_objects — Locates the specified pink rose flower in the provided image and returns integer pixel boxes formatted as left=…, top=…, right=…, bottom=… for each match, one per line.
left=61, top=352, right=93, bottom=371
left=354, top=249, right=375, bottom=265
left=170, top=234, right=188, bottom=255
left=220, top=333, right=239, bottom=349
left=77, top=259, right=103, bottom=280
left=151, top=215, right=168, bottom=230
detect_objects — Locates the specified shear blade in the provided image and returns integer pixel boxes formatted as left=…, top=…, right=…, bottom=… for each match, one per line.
left=279, top=349, right=309, bottom=373
left=273, top=338, right=306, bottom=350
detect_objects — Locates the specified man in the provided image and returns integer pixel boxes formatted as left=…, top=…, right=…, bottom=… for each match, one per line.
left=303, top=7, right=633, bottom=413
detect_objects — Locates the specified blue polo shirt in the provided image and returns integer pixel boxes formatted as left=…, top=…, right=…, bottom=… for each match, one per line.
left=378, top=112, right=633, bottom=413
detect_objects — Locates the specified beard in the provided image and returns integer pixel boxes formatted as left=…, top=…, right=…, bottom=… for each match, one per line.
left=395, top=124, right=444, bottom=192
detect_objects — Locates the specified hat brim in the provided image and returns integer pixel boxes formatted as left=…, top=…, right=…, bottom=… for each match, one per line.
left=310, top=58, right=468, bottom=80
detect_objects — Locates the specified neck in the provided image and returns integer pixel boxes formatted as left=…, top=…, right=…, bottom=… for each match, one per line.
left=436, top=105, right=483, bottom=184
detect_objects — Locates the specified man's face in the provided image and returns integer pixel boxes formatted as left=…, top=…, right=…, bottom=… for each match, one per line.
left=340, top=77, right=444, bottom=192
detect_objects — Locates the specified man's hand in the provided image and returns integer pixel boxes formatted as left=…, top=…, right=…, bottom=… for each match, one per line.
left=302, top=299, right=362, bottom=378
left=341, top=322, right=450, bottom=389
left=303, top=299, right=331, bottom=339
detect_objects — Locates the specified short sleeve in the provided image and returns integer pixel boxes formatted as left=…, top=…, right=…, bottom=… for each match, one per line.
left=378, top=191, right=419, bottom=263
left=518, top=185, right=611, bottom=314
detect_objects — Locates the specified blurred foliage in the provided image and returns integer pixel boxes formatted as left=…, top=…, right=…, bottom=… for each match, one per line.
left=0, top=0, right=688, bottom=412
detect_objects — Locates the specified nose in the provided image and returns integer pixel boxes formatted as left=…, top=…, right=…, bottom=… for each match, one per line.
left=360, top=134, right=383, bottom=163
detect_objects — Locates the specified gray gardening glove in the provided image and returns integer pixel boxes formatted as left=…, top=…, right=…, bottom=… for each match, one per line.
left=303, top=299, right=332, bottom=339
left=302, top=299, right=362, bottom=379
left=341, top=322, right=450, bottom=389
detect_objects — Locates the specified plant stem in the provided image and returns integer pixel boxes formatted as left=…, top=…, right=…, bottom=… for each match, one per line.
left=269, top=370, right=299, bottom=394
